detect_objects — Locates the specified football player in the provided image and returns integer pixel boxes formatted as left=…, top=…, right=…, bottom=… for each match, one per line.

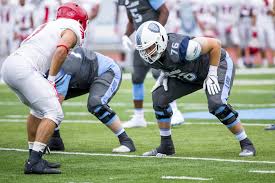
left=135, top=21, right=256, bottom=157
left=47, top=46, right=136, bottom=153
left=117, top=0, right=184, bottom=128
left=12, top=0, right=35, bottom=51
left=1, top=2, right=88, bottom=174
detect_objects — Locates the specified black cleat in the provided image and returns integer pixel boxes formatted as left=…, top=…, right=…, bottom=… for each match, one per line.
left=41, top=159, right=61, bottom=168
left=112, top=138, right=136, bottom=153
left=143, top=139, right=175, bottom=157
left=239, top=138, right=256, bottom=157
left=48, top=137, right=65, bottom=151
left=24, top=159, right=61, bottom=174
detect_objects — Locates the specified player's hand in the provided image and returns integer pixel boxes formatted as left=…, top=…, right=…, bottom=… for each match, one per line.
left=151, top=72, right=168, bottom=92
left=122, top=35, right=133, bottom=51
left=56, top=74, right=71, bottom=97
left=203, top=66, right=220, bottom=95
left=47, top=76, right=58, bottom=96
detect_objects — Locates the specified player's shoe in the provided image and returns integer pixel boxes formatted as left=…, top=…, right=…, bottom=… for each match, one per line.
left=122, top=115, right=147, bottom=128
left=41, top=159, right=61, bottom=168
left=24, top=159, right=61, bottom=174
left=112, top=137, right=136, bottom=153
left=239, top=138, right=256, bottom=157
left=171, top=110, right=185, bottom=126
left=143, top=140, right=175, bottom=157
left=265, top=124, right=275, bottom=130
left=48, top=137, right=65, bottom=151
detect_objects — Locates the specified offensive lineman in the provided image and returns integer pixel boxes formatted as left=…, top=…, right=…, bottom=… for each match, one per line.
left=117, top=0, right=184, bottom=128
left=135, top=21, right=256, bottom=157
left=47, top=47, right=136, bottom=153
left=1, top=2, right=88, bottom=174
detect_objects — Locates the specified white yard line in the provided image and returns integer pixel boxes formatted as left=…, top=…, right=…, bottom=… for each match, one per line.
left=1, top=101, right=275, bottom=108
left=0, top=118, right=270, bottom=126
left=1, top=147, right=275, bottom=165
left=249, top=170, right=275, bottom=174
left=161, top=176, right=213, bottom=181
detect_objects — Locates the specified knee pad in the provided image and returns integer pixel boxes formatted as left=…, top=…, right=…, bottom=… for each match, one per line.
left=212, top=104, right=239, bottom=127
left=154, top=105, right=173, bottom=122
left=90, top=104, right=116, bottom=125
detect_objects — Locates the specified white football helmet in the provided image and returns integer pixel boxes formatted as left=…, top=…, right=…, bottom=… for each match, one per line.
left=135, top=21, right=168, bottom=64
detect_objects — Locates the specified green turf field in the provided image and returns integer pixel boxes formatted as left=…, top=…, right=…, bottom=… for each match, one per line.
left=0, top=70, right=275, bottom=183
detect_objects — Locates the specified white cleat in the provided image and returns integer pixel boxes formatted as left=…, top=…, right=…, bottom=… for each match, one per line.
left=122, top=115, right=147, bottom=128
left=142, top=149, right=158, bottom=156
left=112, top=145, right=131, bottom=153
left=239, top=149, right=255, bottom=157
left=171, top=110, right=185, bottom=126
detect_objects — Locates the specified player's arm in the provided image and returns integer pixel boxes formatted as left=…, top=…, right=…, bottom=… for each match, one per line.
left=124, top=12, right=135, bottom=37
left=157, top=3, right=169, bottom=26
left=188, top=37, right=221, bottom=95
left=191, top=37, right=221, bottom=66
left=48, top=29, right=77, bottom=82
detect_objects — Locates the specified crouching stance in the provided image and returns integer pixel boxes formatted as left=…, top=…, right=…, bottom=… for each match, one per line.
left=135, top=21, right=256, bottom=157
left=46, top=46, right=135, bottom=153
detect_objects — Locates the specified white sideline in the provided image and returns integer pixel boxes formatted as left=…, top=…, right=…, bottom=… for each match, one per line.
left=0, top=118, right=270, bottom=126
left=161, top=176, right=213, bottom=181
left=249, top=170, right=275, bottom=174
left=1, top=147, right=275, bottom=165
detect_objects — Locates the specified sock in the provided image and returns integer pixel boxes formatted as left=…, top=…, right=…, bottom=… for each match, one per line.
left=235, top=130, right=247, bottom=141
left=32, top=141, right=47, bottom=153
left=28, top=141, right=34, bottom=157
left=134, top=108, right=144, bottom=117
left=52, top=129, right=61, bottom=138
left=117, top=131, right=129, bottom=142
left=169, top=101, right=178, bottom=112
left=159, top=128, right=171, bottom=136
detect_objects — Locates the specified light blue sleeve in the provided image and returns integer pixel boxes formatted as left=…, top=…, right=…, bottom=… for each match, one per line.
left=149, top=0, right=165, bottom=10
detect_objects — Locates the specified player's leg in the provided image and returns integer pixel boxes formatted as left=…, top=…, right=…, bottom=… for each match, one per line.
left=207, top=52, right=256, bottom=157
left=48, top=88, right=89, bottom=151
left=87, top=66, right=135, bottom=152
left=151, top=69, right=185, bottom=126
left=1, top=56, right=62, bottom=174
left=123, top=50, right=150, bottom=128
left=143, top=78, right=201, bottom=156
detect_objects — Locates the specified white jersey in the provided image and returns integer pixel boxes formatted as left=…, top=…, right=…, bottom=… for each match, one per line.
left=14, top=18, right=83, bottom=73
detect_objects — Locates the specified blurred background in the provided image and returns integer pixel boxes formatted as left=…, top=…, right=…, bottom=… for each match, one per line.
left=1, top=0, right=275, bottom=78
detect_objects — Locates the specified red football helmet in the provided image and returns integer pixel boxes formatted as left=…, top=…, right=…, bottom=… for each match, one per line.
left=57, top=2, right=88, bottom=32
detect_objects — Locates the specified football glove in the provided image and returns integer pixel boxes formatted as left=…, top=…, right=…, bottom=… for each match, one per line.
left=203, top=65, right=220, bottom=95
left=151, top=71, right=168, bottom=92
left=122, top=35, right=133, bottom=51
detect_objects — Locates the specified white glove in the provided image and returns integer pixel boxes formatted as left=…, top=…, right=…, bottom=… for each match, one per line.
left=203, top=65, right=221, bottom=95
left=151, top=72, right=168, bottom=92
left=122, top=35, right=133, bottom=51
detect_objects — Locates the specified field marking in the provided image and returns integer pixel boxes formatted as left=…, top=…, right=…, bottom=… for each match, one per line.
left=1, top=147, right=275, bottom=165
left=0, top=118, right=271, bottom=126
left=1, top=101, right=275, bottom=108
left=161, top=176, right=213, bottom=181
left=249, top=170, right=275, bottom=174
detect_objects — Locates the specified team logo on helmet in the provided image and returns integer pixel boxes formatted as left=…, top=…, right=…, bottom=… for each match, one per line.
left=148, top=22, right=160, bottom=33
